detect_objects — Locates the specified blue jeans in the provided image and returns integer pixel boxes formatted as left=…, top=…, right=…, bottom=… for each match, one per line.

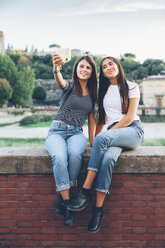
left=45, top=122, right=87, bottom=191
left=88, top=121, right=144, bottom=193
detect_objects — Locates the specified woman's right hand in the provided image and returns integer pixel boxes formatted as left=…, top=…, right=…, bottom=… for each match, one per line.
left=53, top=54, right=64, bottom=72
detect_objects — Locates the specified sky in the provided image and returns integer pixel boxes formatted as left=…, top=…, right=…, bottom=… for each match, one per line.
left=0, top=0, right=165, bottom=62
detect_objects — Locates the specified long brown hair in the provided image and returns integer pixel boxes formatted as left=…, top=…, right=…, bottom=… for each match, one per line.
left=98, top=56, right=129, bottom=124
left=72, top=56, right=97, bottom=103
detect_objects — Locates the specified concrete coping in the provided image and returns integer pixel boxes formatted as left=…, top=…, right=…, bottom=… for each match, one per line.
left=0, top=146, right=165, bottom=174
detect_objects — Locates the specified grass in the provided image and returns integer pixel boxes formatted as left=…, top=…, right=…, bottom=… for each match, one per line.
left=0, top=138, right=45, bottom=147
left=0, top=138, right=165, bottom=147
left=142, top=139, right=165, bottom=146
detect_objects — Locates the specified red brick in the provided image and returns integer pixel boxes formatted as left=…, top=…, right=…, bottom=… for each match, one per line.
left=17, top=208, right=32, bottom=214
left=147, top=202, right=165, bottom=207
left=155, top=208, right=165, bottom=214
left=0, top=208, right=16, bottom=214
left=124, top=208, right=154, bottom=214
left=0, top=227, right=10, bottom=233
left=33, top=234, right=62, bottom=240
left=12, top=227, right=40, bottom=234
left=155, top=221, right=165, bottom=227
left=132, top=215, right=147, bottom=220
left=0, top=221, right=16, bottom=227
left=10, top=214, right=40, bottom=221
left=155, top=234, right=165, bottom=240
left=122, top=221, right=153, bottom=227
left=9, top=188, right=39, bottom=194
left=148, top=188, right=165, bottom=194
left=16, top=234, right=33, bottom=240
left=148, top=227, right=165, bottom=233
left=11, top=240, right=41, bottom=246
left=148, top=241, right=165, bottom=247
left=131, top=202, right=147, bottom=207
left=0, top=195, right=16, bottom=201
left=123, top=182, right=154, bottom=188
left=155, top=182, right=165, bottom=188
left=122, top=234, right=153, bottom=241
left=123, top=194, right=153, bottom=201
left=148, top=215, right=165, bottom=221
left=132, top=228, right=147, bottom=234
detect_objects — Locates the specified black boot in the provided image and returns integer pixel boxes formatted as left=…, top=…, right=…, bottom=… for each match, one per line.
left=88, top=206, right=104, bottom=233
left=63, top=200, right=74, bottom=226
left=54, top=194, right=65, bottom=215
left=67, top=188, right=91, bottom=212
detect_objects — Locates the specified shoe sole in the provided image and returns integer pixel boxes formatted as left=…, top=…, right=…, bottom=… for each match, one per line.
left=67, top=200, right=91, bottom=212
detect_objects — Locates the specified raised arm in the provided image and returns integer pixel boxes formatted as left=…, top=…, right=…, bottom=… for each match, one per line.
left=53, top=54, right=67, bottom=89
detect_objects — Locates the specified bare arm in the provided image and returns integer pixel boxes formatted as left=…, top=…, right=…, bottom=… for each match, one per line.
left=111, top=98, right=139, bottom=130
left=95, top=115, right=107, bottom=136
left=53, top=54, right=66, bottom=89
left=88, top=113, right=96, bottom=146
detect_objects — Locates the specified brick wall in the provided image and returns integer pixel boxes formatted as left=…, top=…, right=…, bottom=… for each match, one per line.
left=0, top=147, right=165, bottom=248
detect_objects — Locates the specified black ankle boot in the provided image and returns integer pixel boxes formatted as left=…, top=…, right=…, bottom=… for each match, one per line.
left=54, top=194, right=65, bottom=215
left=67, top=188, right=91, bottom=212
left=88, top=206, right=104, bottom=233
left=63, top=200, right=74, bottom=226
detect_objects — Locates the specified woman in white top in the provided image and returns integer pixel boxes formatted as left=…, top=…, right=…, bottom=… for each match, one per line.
left=68, top=56, right=144, bottom=233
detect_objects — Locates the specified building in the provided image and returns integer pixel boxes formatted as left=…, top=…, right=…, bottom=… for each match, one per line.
left=0, top=31, right=5, bottom=55
left=139, top=75, right=165, bottom=107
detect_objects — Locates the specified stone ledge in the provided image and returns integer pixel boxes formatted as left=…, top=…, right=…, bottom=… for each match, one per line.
left=0, top=146, right=165, bottom=174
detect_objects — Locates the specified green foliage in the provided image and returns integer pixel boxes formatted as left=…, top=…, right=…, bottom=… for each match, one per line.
left=124, top=53, right=136, bottom=59
left=0, top=54, right=18, bottom=87
left=142, top=59, right=165, bottom=76
left=0, top=138, right=45, bottom=147
left=11, top=66, right=35, bottom=107
left=32, top=86, right=46, bottom=103
left=49, top=44, right=61, bottom=49
left=20, top=114, right=53, bottom=125
left=0, top=78, right=13, bottom=106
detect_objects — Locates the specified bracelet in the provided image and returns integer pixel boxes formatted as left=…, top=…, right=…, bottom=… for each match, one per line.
left=53, top=66, right=62, bottom=74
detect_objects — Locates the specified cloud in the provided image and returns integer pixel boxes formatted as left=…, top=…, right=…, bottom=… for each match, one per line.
left=47, top=0, right=165, bottom=17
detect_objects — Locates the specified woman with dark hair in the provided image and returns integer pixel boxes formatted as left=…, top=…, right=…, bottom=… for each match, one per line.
left=68, top=56, right=144, bottom=233
left=45, top=54, right=97, bottom=226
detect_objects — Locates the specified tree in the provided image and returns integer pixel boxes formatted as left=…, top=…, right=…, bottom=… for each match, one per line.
left=124, top=53, right=136, bottom=59
left=12, top=66, right=35, bottom=107
left=49, top=43, right=61, bottom=49
left=32, top=86, right=46, bottom=104
left=0, top=78, right=13, bottom=107
left=0, top=54, right=18, bottom=88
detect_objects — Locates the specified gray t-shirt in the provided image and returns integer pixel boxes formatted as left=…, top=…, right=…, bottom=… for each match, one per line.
left=53, top=81, right=95, bottom=127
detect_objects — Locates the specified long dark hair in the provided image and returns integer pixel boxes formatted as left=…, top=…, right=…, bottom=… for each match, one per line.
left=72, top=56, right=97, bottom=103
left=98, top=56, right=129, bottom=124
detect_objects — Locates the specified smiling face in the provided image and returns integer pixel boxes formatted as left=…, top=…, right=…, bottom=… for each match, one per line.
left=76, top=59, right=92, bottom=81
left=102, top=58, right=119, bottom=80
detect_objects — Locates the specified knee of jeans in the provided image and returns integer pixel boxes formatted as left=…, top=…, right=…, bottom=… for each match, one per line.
left=52, top=154, right=67, bottom=167
left=68, top=150, right=82, bottom=161
left=95, top=132, right=112, bottom=146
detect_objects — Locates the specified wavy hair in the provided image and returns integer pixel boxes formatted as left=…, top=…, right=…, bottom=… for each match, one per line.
left=98, top=56, right=129, bottom=124
left=72, top=56, right=97, bottom=103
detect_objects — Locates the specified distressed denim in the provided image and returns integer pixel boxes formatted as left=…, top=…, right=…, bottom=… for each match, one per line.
left=45, top=122, right=87, bottom=191
left=88, top=121, right=144, bottom=193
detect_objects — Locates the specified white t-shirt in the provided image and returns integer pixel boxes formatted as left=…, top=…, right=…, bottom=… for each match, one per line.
left=103, top=81, right=140, bottom=126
